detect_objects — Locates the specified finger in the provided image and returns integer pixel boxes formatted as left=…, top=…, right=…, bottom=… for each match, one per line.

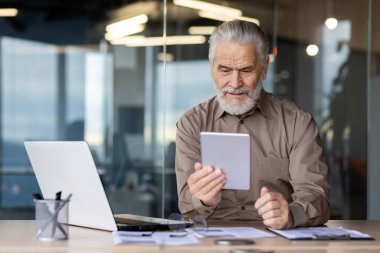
left=188, top=168, right=223, bottom=195
left=192, top=169, right=225, bottom=195
left=255, top=192, right=275, bottom=209
left=194, top=162, right=202, bottom=171
left=261, top=208, right=284, bottom=220
left=260, top=201, right=290, bottom=230
left=193, top=167, right=222, bottom=186
left=195, top=172, right=226, bottom=197
left=255, top=187, right=270, bottom=209
left=260, top=186, right=270, bottom=197
left=202, top=180, right=226, bottom=200
left=257, top=200, right=282, bottom=215
left=187, top=166, right=213, bottom=185
left=255, top=191, right=285, bottom=209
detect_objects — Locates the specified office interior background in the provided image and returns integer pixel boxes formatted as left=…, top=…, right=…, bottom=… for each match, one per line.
left=0, top=0, right=379, bottom=220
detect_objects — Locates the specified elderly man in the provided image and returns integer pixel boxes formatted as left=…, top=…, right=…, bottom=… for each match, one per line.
left=175, top=20, right=330, bottom=229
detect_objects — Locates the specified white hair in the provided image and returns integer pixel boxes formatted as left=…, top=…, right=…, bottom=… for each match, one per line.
left=208, top=20, right=268, bottom=74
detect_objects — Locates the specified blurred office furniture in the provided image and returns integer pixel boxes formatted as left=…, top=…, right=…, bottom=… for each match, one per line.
left=109, top=132, right=157, bottom=216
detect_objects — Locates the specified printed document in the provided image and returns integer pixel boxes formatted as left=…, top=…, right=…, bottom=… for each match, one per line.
left=112, top=231, right=200, bottom=245
left=269, top=226, right=374, bottom=240
left=186, top=226, right=275, bottom=239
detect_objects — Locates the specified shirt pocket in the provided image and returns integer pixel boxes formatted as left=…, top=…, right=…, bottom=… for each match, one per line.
left=258, top=157, right=290, bottom=186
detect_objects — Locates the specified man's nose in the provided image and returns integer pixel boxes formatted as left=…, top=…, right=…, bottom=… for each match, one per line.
left=229, top=70, right=243, bottom=88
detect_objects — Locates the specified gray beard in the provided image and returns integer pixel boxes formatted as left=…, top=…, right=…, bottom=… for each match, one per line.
left=216, top=83, right=262, bottom=115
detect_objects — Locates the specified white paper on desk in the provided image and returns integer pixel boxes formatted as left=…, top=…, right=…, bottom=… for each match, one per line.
left=268, top=226, right=373, bottom=240
left=152, top=232, right=200, bottom=245
left=112, top=231, right=155, bottom=244
left=112, top=231, right=200, bottom=245
left=345, top=228, right=373, bottom=239
left=186, top=227, right=275, bottom=239
left=186, top=227, right=234, bottom=238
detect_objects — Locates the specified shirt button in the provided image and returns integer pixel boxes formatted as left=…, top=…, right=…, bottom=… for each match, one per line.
left=239, top=119, right=244, bottom=124
left=241, top=205, right=245, bottom=211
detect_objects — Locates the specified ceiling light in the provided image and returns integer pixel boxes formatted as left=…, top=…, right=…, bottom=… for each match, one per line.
left=105, top=14, right=148, bottom=40
left=157, top=52, right=174, bottom=62
left=174, top=0, right=242, bottom=17
left=111, top=2, right=158, bottom=21
left=104, top=24, right=145, bottom=41
left=325, top=17, right=338, bottom=30
left=106, top=14, right=148, bottom=34
left=110, top=35, right=206, bottom=47
left=198, top=10, right=232, bottom=21
left=198, top=11, right=260, bottom=25
left=306, top=44, right=319, bottom=56
left=188, top=26, right=216, bottom=35
left=0, top=8, right=18, bottom=17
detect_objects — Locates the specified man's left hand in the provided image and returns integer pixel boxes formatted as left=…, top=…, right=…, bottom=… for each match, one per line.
left=254, top=186, right=293, bottom=229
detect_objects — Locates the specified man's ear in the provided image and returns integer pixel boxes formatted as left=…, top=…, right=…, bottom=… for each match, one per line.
left=261, top=55, right=270, bottom=81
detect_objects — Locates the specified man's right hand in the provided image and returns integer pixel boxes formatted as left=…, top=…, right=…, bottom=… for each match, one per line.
left=187, top=162, right=227, bottom=207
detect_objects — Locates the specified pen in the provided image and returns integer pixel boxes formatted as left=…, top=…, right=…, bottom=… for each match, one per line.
left=33, top=193, right=43, bottom=200
left=52, top=191, right=62, bottom=237
left=119, top=232, right=154, bottom=237
left=205, top=229, right=223, bottom=232
left=169, top=232, right=188, bottom=237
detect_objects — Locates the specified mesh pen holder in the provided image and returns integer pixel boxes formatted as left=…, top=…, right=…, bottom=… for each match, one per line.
left=34, top=199, right=69, bottom=241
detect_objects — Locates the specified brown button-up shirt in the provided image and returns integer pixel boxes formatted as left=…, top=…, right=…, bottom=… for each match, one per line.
left=175, top=90, right=330, bottom=227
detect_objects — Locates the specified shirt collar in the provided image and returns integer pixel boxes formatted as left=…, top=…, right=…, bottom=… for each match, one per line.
left=214, top=89, right=271, bottom=120
left=256, top=90, right=271, bottom=119
left=215, top=99, right=226, bottom=120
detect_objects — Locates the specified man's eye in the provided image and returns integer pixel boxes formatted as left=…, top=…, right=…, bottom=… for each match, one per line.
left=220, top=69, right=230, bottom=73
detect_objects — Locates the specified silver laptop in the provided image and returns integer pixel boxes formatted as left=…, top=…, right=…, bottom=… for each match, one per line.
left=25, top=141, right=189, bottom=231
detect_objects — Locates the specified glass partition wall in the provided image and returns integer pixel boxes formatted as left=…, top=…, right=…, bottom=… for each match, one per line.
left=0, top=0, right=378, bottom=220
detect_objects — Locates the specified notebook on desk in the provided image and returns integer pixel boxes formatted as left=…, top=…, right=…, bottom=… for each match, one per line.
left=24, top=141, right=191, bottom=232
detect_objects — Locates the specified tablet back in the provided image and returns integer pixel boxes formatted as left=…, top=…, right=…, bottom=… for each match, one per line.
left=200, top=132, right=250, bottom=190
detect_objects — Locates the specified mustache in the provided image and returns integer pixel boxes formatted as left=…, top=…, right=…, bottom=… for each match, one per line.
left=222, top=86, right=251, bottom=95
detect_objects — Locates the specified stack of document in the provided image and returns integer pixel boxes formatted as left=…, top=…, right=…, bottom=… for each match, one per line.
left=269, top=226, right=374, bottom=240
left=113, top=226, right=274, bottom=245
left=185, top=226, right=275, bottom=238
left=113, top=231, right=200, bottom=245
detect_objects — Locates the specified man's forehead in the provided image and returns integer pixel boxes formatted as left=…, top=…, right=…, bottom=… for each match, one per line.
left=213, top=42, right=257, bottom=65
left=214, top=41, right=256, bottom=53
left=213, top=54, right=257, bottom=67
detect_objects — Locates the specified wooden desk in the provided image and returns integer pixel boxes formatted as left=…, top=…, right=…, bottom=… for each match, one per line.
left=0, top=220, right=379, bottom=252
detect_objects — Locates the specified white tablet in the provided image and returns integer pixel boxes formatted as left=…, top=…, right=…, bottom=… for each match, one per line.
left=200, top=132, right=250, bottom=190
